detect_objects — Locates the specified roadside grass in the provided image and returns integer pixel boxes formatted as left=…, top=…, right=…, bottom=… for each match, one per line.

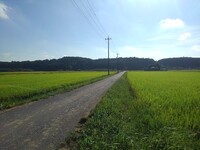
left=0, top=71, right=114, bottom=110
left=66, top=71, right=200, bottom=149
left=66, top=74, right=136, bottom=149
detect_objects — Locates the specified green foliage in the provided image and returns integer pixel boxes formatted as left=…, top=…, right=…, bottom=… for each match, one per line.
left=70, top=71, right=200, bottom=149
left=0, top=56, right=156, bottom=71
left=70, top=74, right=135, bottom=149
left=127, top=71, right=200, bottom=149
left=158, top=57, right=200, bottom=69
left=0, top=71, right=110, bottom=109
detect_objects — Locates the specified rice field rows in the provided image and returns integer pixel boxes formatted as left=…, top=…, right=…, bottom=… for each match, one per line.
left=68, top=71, right=200, bottom=149
left=127, top=71, right=200, bottom=149
left=0, top=71, right=109, bottom=109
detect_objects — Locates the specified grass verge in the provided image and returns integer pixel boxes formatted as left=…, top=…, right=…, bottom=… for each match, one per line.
left=64, top=72, right=199, bottom=149
left=64, top=74, right=136, bottom=149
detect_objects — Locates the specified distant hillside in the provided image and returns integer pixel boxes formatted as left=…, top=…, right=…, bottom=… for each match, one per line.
left=158, top=57, right=200, bottom=69
left=0, top=57, right=200, bottom=71
left=0, top=57, right=155, bottom=71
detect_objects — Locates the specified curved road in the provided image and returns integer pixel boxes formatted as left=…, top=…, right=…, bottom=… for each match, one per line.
left=0, top=72, right=124, bottom=150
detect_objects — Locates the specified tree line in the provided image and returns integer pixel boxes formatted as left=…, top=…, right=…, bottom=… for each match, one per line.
left=0, top=57, right=199, bottom=71
left=158, top=57, right=200, bottom=70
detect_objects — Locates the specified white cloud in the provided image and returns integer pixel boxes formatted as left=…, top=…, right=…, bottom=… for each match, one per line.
left=160, top=18, right=184, bottom=30
left=192, top=45, right=200, bottom=52
left=148, top=33, right=177, bottom=41
left=178, top=32, right=192, bottom=41
left=41, top=52, right=56, bottom=60
left=0, top=52, right=13, bottom=61
left=117, top=45, right=165, bottom=60
left=0, top=2, right=9, bottom=19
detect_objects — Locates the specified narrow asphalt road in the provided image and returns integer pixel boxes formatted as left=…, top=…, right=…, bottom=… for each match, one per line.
left=0, top=72, right=124, bottom=150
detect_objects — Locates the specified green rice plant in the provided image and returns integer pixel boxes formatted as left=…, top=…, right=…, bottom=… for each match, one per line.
left=127, top=71, right=200, bottom=149
left=0, top=71, right=111, bottom=109
left=68, top=71, right=200, bottom=149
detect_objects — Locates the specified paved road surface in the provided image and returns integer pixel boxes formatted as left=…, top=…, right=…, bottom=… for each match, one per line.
left=0, top=72, right=124, bottom=150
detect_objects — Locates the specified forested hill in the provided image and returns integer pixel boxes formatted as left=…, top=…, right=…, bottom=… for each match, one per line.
left=158, top=57, right=200, bottom=69
left=0, top=57, right=200, bottom=71
left=0, top=57, right=155, bottom=71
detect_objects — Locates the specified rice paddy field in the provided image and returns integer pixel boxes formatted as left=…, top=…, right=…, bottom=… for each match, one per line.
left=0, top=71, right=110, bottom=110
left=69, top=71, right=200, bottom=149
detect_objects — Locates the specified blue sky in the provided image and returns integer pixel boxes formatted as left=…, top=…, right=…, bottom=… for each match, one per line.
left=0, top=0, right=200, bottom=61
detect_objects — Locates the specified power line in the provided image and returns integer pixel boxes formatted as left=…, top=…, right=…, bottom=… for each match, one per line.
left=79, top=0, right=106, bottom=37
left=70, top=0, right=113, bottom=45
left=70, top=0, right=104, bottom=39
left=86, top=0, right=108, bottom=36
left=70, top=0, right=118, bottom=73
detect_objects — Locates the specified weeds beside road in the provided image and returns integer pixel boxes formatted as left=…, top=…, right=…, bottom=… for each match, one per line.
left=67, top=71, right=200, bottom=149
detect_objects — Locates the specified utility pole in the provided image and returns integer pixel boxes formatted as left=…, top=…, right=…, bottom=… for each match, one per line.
left=117, top=53, right=119, bottom=73
left=105, top=36, right=111, bottom=75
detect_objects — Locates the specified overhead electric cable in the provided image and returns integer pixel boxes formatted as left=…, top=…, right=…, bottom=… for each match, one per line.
left=70, top=0, right=104, bottom=38
left=86, top=0, right=108, bottom=36
left=80, top=0, right=106, bottom=37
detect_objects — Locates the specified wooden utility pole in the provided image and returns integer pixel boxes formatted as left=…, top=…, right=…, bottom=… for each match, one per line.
left=117, top=53, right=119, bottom=73
left=105, top=36, right=111, bottom=75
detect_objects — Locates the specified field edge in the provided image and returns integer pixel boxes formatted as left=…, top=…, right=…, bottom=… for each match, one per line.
left=60, top=71, right=200, bottom=149
left=58, top=73, right=136, bottom=149
left=0, top=73, right=115, bottom=111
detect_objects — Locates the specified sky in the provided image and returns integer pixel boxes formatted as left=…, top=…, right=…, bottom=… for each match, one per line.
left=0, top=0, right=200, bottom=61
